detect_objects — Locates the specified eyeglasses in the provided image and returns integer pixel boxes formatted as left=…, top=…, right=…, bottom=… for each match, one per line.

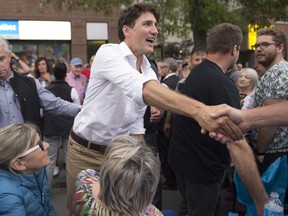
left=253, top=42, right=277, bottom=50
left=19, top=140, right=44, bottom=157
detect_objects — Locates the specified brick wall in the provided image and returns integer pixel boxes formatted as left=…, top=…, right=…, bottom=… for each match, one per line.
left=0, top=0, right=121, bottom=63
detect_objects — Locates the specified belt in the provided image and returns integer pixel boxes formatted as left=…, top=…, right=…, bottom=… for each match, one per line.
left=70, top=130, right=106, bottom=153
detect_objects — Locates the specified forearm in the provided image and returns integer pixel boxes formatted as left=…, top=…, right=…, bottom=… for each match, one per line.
left=246, top=101, right=288, bottom=129
left=143, top=80, right=203, bottom=120
left=18, top=59, right=31, bottom=73
left=255, top=127, right=277, bottom=153
left=227, top=140, right=268, bottom=215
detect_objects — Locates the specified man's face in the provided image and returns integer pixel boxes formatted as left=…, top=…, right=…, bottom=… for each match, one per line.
left=189, top=53, right=206, bottom=69
left=255, top=35, right=279, bottom=67
left=0, top=47, right=12, bottom=81
left=71, top=64, right=83, bottom=77
left=123, top=12, right=158, bottom=58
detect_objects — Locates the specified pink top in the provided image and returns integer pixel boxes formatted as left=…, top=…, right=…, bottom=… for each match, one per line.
left=65, top=72, right=87, bottom=104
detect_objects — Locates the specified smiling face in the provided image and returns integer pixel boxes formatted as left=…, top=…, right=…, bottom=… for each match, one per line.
left=19, top=134, right=50, bottom=174
left=237, top=70, right=252, bottom=90
left=123, top=12, right=158, bottom=58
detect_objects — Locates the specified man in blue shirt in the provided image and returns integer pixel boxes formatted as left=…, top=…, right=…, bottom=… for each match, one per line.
left=0, top=35, right=79, bottom=128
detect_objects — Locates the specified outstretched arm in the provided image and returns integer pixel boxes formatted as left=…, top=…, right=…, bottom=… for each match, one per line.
left=205, top=101, right=288, bottom=142
left=227, top=139, right=268, bottom=216
left=142, top=80, right=243, bottom=141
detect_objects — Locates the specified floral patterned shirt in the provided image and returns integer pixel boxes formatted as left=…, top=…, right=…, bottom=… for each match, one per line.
left=251, top=60, right=288, bottom=153
left=72, top=169, right=163, bottom=216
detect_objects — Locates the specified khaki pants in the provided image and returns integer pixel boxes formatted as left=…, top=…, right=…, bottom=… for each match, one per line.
left=66, top=135, right=104, bottom=214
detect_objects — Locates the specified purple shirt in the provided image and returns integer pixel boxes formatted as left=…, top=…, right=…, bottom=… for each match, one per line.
left=65, top=72, right=87, bottom=104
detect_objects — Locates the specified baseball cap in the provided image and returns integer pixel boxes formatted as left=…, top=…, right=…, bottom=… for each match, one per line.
left=70, top=57, right=83, bottom=66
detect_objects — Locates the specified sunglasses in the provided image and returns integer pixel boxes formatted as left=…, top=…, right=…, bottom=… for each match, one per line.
left=19, top=140, right=44, bottom=158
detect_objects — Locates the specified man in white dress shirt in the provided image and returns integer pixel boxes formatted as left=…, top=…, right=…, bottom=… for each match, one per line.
left=66, top=3, right=243, bottom=211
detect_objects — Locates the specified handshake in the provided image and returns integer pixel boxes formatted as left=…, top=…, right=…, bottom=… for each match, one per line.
left=198, top=101, right=287, bottom=144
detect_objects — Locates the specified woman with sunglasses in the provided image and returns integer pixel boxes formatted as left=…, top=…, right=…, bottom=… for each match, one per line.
left=0, top=123, right=56, bottom=216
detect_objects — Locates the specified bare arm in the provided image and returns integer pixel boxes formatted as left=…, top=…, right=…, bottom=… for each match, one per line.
left=142, top=80, right=243, bottom=140
left=210, top=101, right=288, bottom=130
left=227, top=139, right=268, bottom=216
left=254, top=99, right=285, bottom=155
left=163, top=111, right=172, bottom=137
left=247, top=100, right=288, bottom=128
left=11, top=52, right=31, bottom=74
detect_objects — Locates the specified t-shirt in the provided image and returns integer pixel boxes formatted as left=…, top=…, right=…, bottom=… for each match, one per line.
left=169, top=59, right=241, bottom=184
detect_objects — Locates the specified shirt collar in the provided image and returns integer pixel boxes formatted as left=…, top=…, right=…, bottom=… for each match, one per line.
left=162, top=72, right=176, bottom=80
left=119, top=41, right=151, bottom=73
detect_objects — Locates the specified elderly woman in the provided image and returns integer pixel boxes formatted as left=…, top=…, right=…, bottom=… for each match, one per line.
left=72, top=135, right=163, bottom=216
left=0, top=123, right=56, bottom=216
left=236, top=68, right=259, bottom=110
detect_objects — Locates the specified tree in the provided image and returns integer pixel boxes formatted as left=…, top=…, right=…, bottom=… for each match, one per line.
left=239, top=0, right=288, bottom=28
left=44, top=0, right=288, bottom=52
left=42, top=0, right=133, bottom=14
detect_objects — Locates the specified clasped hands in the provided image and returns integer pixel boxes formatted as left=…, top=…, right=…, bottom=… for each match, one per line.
left=197, top=104, right=249, bottom=143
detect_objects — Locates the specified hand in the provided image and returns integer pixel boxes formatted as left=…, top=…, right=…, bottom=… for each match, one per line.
left=240, top=99, right=245, bottom=107
left=41, top=72, right=52, bottom=84
left=163, top=122, right=171, bottom=138
left=150, top=106, right=162, bottom=123
left=197, top=104, right=243, bottom=141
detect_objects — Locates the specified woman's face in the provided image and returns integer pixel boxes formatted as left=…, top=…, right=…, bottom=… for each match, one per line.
left=37, top=60, right=47, bottom=74
left=237, top=70, right=253, bottom=90
left=20, top=134, right=50, bottom=174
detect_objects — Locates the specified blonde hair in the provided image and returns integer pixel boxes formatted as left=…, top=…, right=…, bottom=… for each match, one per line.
left=239, top=68, right=259, bottom=91
left=98, top=135, right=160, bottom=215
left=0, top=123, right=39, bottom=174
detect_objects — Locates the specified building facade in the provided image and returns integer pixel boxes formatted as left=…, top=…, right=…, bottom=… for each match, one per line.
left=0, top=0, right=121, bottom=65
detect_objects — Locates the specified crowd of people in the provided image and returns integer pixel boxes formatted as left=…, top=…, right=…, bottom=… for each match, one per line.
left=0, top=2, right=287, bottom=216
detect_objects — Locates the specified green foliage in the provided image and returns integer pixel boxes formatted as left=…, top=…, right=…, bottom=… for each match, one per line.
left=239, top=0, right=288, bottom=28
left=43, top=0, right=288, bottom=51
left=189, top=0, right=241, bottom=31
left=43, top=0, right=133, bottom=15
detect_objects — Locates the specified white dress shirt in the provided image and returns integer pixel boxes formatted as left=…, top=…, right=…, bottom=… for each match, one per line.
left=73, top=42, right=158, bottom=145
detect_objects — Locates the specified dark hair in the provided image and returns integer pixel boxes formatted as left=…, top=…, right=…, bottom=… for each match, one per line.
left=207, top=23, right=243, bottom=55
left=118, top=3, right=159, bottom=42
left=34, top=57, right=53, bottom=78
left=53, top=62, right=67, bottom=80
left=257, top=27, right=287, bottom=55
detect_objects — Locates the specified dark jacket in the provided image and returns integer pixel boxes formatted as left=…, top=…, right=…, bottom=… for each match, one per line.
left=43, top=81, right=74, bottom=136
left=10, top=71, right=41, bottom=127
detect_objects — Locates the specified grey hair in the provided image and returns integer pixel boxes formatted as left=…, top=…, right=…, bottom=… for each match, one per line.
left=0, top=123, right=39, bottom=174
left=98, top=135, right=160, bottom=215
left=239, top=68, right=259, bottom=91
left=0, top=35, right=12, bottom=53
left=163, top=57, right=178, bottom=72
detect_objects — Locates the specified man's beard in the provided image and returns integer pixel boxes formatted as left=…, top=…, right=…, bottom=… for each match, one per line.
left=257, top=52, right=277, bottom=68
